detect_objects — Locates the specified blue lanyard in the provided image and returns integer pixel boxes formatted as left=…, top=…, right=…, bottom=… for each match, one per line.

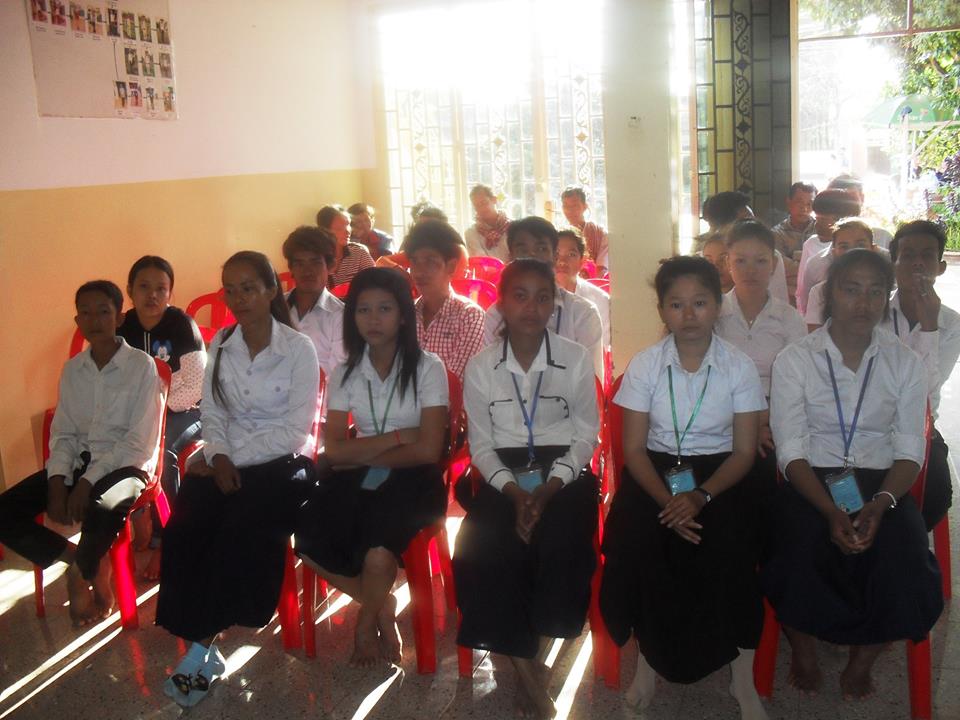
left=511, top=371, right=545, bottom=466
left=824, top=351, right=875, bottom=467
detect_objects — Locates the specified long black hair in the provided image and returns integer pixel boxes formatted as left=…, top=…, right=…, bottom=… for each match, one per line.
left=212, top=251, right=294, bottom=407
left=341, top=267, right=421, bottom=400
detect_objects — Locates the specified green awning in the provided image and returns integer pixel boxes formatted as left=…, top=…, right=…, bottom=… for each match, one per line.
left=861, top=94, right=955, bottom=128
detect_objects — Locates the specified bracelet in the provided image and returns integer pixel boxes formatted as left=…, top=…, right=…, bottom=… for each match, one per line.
left=694, top=487, right=712, bottom=504
left=872, top=491, right=897, bottom=509
left=394, top=429, right=402, bottom=446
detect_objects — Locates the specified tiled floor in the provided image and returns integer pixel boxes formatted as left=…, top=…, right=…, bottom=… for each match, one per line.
left=3, top=261, right=960, bottom=719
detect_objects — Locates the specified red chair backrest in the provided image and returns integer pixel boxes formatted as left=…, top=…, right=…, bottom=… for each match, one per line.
left=467, top=256, right=504, bottom=284
left=587, top=277, right=610, bottom=293
left=909, top=405, right=934, bottom=506
left=446, top=369, right=464, bottom=450
left=185, top=291, right=235, bottom=330
left=69, top=328, right=86, bottom=358
left=332, top=282, right=351, bottom=299
left=277, top=271, right=295, bottom=292
left=451, top=278, right=498, bottom=310
left=580, top=259, right=598, bottom=279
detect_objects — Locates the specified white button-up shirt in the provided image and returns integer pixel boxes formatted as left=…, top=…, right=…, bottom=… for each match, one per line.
left=574, top=277, right=610, bottom=348
left=796, top=235, right=832, bottom=313
left=47, top=339, right=163, bottom=484
left=880, top=291, right=960, bottom=419
left=464, top=330, right=599, bottom=492
left=201, top=319, right=319, bottom=468
left=483, top=287, right=604, bottom=378
left=287, top=288, right=347, bottom=380
left=615, top=334, right=767, bottom=456
left=770, top=323, right=927, bottom=473
left=327, top=348, right=448, bottom=436
left=716, top=289, right=807, bottom=396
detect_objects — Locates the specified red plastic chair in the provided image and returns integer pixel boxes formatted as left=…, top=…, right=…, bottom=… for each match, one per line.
left=467, top=256, right=504, bottom=285
left=69, top=328, right=86, bottom=358
left=451, top=278, right=498, bottom=310
left=34, top=359, right=171, bottom=630
left=934, top=517, right=951, bottom=600
left=277, top=271, right=295, bottom=292
left=587, top=277, right=610, bottom=293
left=753, top=408, right=937, bottom=719
left=185, top=291, right=234, bottom=330
left=580, top=259, right=598, bottom=279
left=331, top=282, right=351, bottom=300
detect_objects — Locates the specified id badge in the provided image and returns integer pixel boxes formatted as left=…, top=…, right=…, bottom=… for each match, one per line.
left=826, top=468, right=864, bottom=514
left=361, top=466, right=391, bottom=491
left=665, top=464, right=697, bottom=496
left=514, top=464, right=544, bottom=493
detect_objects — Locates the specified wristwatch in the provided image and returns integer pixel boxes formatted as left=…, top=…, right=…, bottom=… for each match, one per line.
left=694, top=487, right=712, bottom=504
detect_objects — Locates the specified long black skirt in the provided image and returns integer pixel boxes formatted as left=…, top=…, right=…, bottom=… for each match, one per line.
left=295, top=463, right=446, bottom=577
left=453, top=446, right=599, bottom=660
left=155, top=454, right=314, bottom=642
left=599, top=451, right=763, bottom=684
left=760, top=467, right=943, bottom=645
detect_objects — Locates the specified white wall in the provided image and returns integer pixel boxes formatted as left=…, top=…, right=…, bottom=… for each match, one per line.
left=0, top=0, right=376, bottom=191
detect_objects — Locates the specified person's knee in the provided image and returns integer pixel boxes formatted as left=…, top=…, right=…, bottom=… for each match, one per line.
left=363, top=546, right=397, bottom=576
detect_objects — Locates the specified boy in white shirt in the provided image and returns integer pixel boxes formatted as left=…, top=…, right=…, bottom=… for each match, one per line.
left=795, top=189, right=861, bottom=314
left=555, top=228, right=610, bottom=348
left=0, top=281, right=162, bottom=626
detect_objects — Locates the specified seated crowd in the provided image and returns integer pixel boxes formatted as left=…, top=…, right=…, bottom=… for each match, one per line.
left=0, top=177, right=953, bottom=720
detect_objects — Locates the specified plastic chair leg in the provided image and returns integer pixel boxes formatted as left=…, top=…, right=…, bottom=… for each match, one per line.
left=302, top=564, right=317, bottom=659
left=934, top=516, right=952, bottom=600
left=154, top=487, right=171, bottom=527
left=110, top=519, right=139, bottom=630
left=436, top=525, right=457, bottom=612
left=34, top=564, right=45, bottom=617
left=906, top=637, right=932, bottom=720
left=753, top=598, right=780, bottom=699
left=278, top=543, right=303, bottom=651
left=403, top=531, right=437, bottom=674
left=456, top=609, right=473, bottom=678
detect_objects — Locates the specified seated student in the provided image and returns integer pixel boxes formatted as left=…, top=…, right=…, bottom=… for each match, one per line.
left=318, top=204, right=375, bottom=288
left=881, top=220, right=960, bottom=530
left=118, top=256, right=206, bottom=580
left=599, top=256, right=768, bottom=719
left=796, top=189, right=861, bottom=314
left=296, top=268, right=449, bottom=667
left=283, top=225, right=347, bottom=380
left=827, top=174, right=893, bottom=249
left=694, top=191, right=753, bottom=253
left=555, top=228, right=610, bottom=349
left=0, top=281, right=162, bottom=625
left=454, top=258, right=600, bottom=720
left=762, top=249, right=943, bottom=700
left=560, top=186, right=609, bottom=274
left=803, top=219, right=876, bottom=330
left=406, top=221, right=485, bottom=381
left=348, top=202, right=395, bottom=260
left=700, top=233, right=734, bottom=294
left=156, top=252, right=318, bottom=707
left=464, top=184, right=511, bottom=262
left=716, top=220, right=806, bottom=460
left=375, top=202, right=454, bottom=271
left=771, top=182, right=817, bottom=260
left=482, top=217, right=604, bottom=380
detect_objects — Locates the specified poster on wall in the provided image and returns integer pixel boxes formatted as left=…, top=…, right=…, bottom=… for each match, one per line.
left=24, top=0, right=177, bottom=120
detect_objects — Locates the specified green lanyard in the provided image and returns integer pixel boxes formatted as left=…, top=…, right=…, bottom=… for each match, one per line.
left=667, top=364, right=711, bottom=465
left=367, top=376, right=399, bottom=435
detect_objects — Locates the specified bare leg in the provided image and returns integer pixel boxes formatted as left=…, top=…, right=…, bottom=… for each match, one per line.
left=511, top=656, right=556, bottom=719
left=840, top=644, right=883, bottom=700
left=130, top=508, right=152, bottom=551
left=143, top=548, right=162, bottom=581
left=514, top=639, right=553, bottom=717
left=729, top=649, right=768, bottom=720
left=90, top=555, right=114, bottom=617
left=351, top=547, right=398, bottom=668
left=783, top=626, right=822, bottom=695
left=376, top=592, right=402, bottom=664
left=625, top=645, right=656, bottom=709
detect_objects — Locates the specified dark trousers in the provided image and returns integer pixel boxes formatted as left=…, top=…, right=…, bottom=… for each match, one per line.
left=146, top=408, right=202, bottom=540
left=0, top=463, right=147, bottom=580
left=922, top=429, right=953, bottom=531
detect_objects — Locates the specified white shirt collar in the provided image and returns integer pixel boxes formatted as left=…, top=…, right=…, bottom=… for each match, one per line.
left=79, top=337, right=133, bottom=372
left=659, top=333, right=723, bottom=373
left=495, top=330, right=566, bottom=375
left=359, top=345, right=400, bottom=386
left=220, top=317, right=292, bottom=356
left=808, top=320, right=886, bottom=363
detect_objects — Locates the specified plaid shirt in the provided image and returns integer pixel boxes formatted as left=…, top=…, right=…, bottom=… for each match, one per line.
left=330, top=242, right=375, bottom=288
left=415, top=291, right=485, bottom=381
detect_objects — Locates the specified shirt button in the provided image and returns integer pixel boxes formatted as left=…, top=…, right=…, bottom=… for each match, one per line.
left=747, top=334, right=752, bottom=340
left=246, top=370, right=252, bottom=376
left=244, top=389, right=250, bottom=395
left=275, top=386, right=281, bottom=392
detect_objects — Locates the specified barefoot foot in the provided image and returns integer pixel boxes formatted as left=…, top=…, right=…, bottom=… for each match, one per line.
left=143, top=548, right=162, bottom=582
left=350, top=621, right=382, bottom=669
left=376, top=594, right=402, bottom=664
left=787, top=651, right=822, bottom=695
left=840, top=665, right=876, bottom=700
left=625, top=652, right=656, bottom=709
left=66, top=565, right=98, bottom=627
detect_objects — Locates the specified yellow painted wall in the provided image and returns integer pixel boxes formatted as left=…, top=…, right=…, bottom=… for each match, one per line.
left=0, top=169, right=363, bottom=487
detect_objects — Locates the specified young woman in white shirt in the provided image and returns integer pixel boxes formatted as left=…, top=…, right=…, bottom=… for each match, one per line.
left=599, top=256, right=768, bottom=720
left=156, top=251, right=319, bottom=707
left=763, top=249, right=943, bottom=700
left=296, top=268, right=449, bottom=669
left=454, top=258, right=600, bottom=720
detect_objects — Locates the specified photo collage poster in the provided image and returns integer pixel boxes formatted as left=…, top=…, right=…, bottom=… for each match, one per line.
left=26, top=0, right=177, bottom=120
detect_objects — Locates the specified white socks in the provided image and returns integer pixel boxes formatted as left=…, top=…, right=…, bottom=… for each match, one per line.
left=625, top=650, right=656, bottom=709
left=729, top=649, right=768, bottom=720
